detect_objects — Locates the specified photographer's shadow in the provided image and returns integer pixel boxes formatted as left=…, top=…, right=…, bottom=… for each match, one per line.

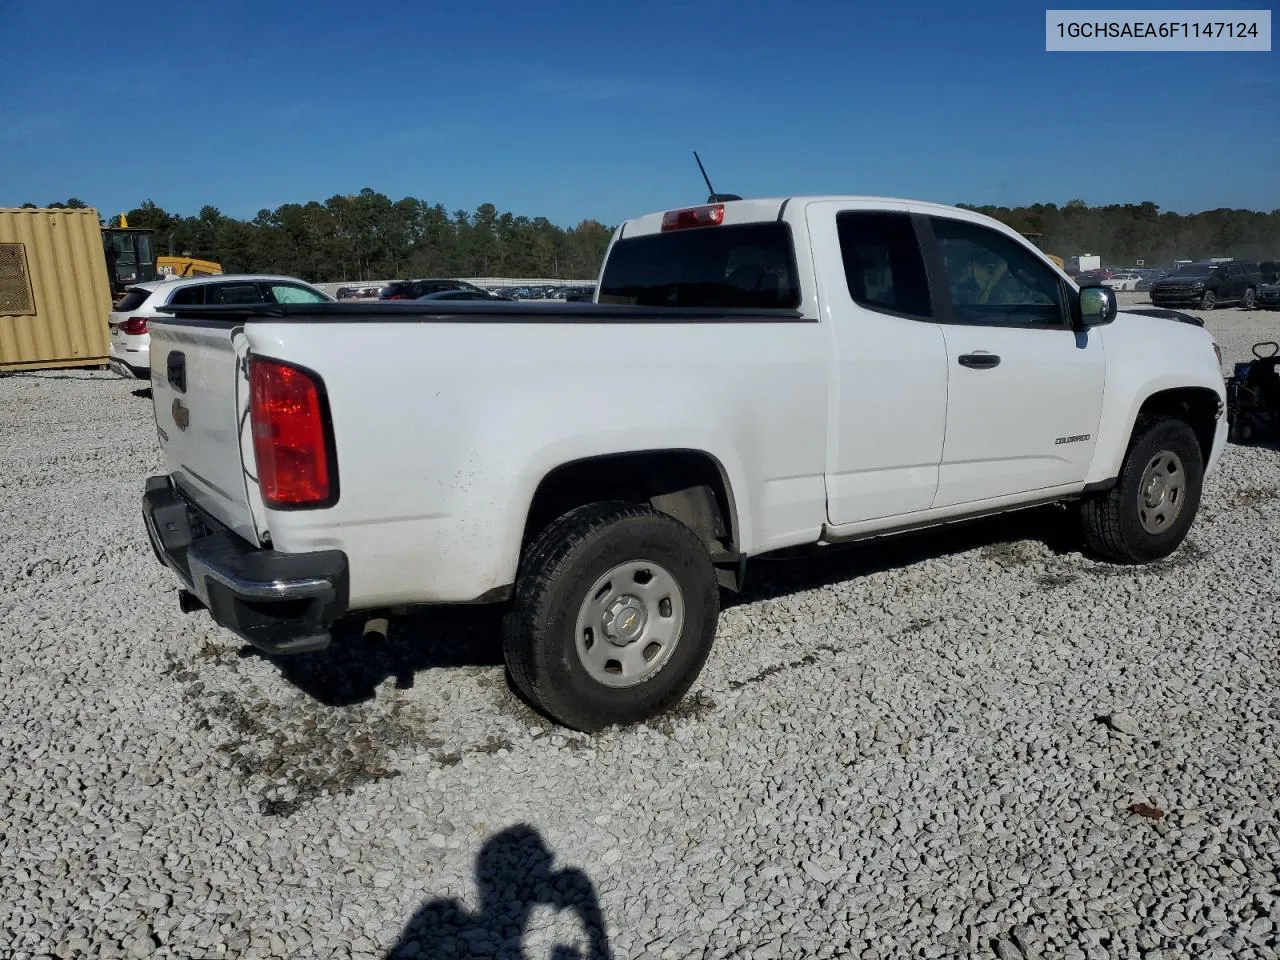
left=386, top=824, right=613, bottom=960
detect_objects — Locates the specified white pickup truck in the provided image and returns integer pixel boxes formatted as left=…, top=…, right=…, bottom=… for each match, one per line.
left=142, top=195, right=1227, bottom=731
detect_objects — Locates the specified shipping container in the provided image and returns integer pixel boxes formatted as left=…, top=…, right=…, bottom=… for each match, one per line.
left=0, top=207, right=113, bottom=372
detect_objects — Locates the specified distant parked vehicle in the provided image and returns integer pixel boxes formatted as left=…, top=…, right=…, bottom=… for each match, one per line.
left=418, top=289, right=515, bottom=302
left=380, top=279, right=490, bottom=300
left=1150, top=260, right=1261, bottom=310
left=1260, top=261, right=1280, bottom=285
left=1103, top=271, right=1142, bottom=292
left=1256, top=284, right=1280, bottom=310
left=336, top=285, right=382, bottom=300
left=108, top=275, right=333, bottom=379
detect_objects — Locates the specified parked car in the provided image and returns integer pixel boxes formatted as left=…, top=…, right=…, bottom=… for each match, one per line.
left=419, top=289, right=515, bottom=302
left=335, top=285, right=381, bottom=300
left=1150, top=260, right=1261, bottom=310
left=142, top=197, right=1229, bottom=732
left=107, top=274, right=333, bottom=379
left=1102, top=271, right=1142, bottom=292
left=1257, top=277, right=1280, bottom=310
left=1259, top=260, right=1280, bottom=285
left=380, top=279, right=489, bottom=300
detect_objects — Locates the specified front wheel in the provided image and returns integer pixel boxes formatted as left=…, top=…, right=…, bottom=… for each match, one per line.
left=1200, top=290, right=1216, bottom=311
left=504, top=502, right=720, bottom=732
left=1081, top=417, right=1204, bottom=564
left=1242, top=287, right=1257, bottom=310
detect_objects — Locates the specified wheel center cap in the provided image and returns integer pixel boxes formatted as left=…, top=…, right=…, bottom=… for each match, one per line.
left=1144, top=476, right=1167, bottom=507
left=602, top=596, right=646, bottom=646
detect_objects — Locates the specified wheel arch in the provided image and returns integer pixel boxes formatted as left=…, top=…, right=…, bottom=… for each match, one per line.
left=519, top=448, right=745, bottom=585
left=1086, top=369, right=1226, bottom=487
left=1132, top=386, right=1222, bottom=465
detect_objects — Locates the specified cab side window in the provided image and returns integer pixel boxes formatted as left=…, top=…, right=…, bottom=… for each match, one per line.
left=267, top=283, right=329, bottom=304
left=167, top=285, right=206, bottom=306
left=835, top=211, right=932, bottom=319
left=930, top=217, right=1066, bottom=327
left=206, top=282, right=267, bottom=305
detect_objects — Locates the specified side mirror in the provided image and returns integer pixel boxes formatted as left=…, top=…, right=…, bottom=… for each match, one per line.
left=1076, top=284, right=1117, bottom=329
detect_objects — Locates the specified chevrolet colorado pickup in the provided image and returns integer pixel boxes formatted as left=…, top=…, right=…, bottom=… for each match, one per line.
left=141, top=196, right=1228, bottom=731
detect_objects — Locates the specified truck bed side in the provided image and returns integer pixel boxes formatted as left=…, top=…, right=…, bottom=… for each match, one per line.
left=152, top=303, right=832, bottom=609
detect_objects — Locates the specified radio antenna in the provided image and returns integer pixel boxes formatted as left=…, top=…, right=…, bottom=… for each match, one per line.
left=693, top=151, right=741, bottom=203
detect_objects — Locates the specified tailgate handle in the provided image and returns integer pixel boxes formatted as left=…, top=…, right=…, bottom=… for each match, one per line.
left=167, top=351, right=187, bottom=393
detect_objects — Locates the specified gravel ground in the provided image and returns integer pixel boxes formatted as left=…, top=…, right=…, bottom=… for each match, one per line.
left=2, top=303, right=1278, bottom=960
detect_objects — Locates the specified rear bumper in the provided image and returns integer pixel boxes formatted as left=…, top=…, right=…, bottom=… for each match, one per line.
left=108, top=340, right=150, bottom=378
left=142, top=475, right=348, bottom=654
left=109, top=358, right=148, bottom=379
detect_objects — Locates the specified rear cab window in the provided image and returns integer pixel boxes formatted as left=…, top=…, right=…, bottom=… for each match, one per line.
left=597, top=222, right=801, bottom=309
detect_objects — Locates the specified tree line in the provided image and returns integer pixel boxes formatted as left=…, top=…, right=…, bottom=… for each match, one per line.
left=19, top=193, right=1280, bottom=279
left=21, top=190, right=613, bottom=281
left=957, top=199, right=1280, bottom=266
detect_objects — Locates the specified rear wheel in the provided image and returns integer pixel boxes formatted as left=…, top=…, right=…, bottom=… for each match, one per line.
left=504, top=502, right=720, bottom=732
left=1200, top=290, right=1216, bottom=311
left=1081, top=417, right=1204, bottom=564
left=1243, top=287, right=1257, bottom=310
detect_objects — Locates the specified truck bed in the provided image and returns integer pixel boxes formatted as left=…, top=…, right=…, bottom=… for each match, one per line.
left=148, top=298, right=831, bottom=609
left=155, top=300, right=807, bottom=323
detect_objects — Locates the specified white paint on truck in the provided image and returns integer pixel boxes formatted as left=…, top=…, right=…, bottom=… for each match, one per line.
left=143, top=192, right=1229, bottom=729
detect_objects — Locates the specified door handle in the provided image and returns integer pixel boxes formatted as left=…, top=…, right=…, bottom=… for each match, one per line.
left=958, top=352, right=1001, bottom=369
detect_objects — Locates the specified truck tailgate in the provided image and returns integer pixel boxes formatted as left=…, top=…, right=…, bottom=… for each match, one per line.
left=148, top=318, right=262, bottom=545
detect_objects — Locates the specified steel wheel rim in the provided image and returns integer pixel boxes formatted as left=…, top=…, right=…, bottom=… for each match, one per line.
left=573, top=560, right=685, bottom=688
left=1138, top=449, right=1187, bottom=535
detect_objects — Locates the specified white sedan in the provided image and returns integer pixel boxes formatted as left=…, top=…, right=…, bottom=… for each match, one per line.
left=107, top=274, right=332, bottom=379
left=1102, top=271, right=1142, bottom=292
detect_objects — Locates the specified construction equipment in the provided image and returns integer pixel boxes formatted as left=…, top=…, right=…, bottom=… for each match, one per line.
left=101, top=214, right=157, bottom=298
left=157, top=255, right=223, bottom=279
left=100, top=213, right=223, bottom=300
left=1226, top=341, right=1280, bottom=444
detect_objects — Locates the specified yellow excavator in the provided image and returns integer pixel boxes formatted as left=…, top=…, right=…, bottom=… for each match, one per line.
left=101, top=214, right=222, bottom=301
left=157, top=254, right=223, bottom=280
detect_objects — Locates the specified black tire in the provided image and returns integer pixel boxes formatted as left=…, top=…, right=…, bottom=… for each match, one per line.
left=1081, top=417, right=1204, bottom=564
left=504, top=502, right=720, bottom=732
left=1242, top=287, right=1257, bottom=310
left=1200, top=290, right=1216, bottom=311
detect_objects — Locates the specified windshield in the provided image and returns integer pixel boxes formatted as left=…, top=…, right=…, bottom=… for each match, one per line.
left=1170, top=264, right=1214, bottom=277
left=598, top=222, right=801, bottom=309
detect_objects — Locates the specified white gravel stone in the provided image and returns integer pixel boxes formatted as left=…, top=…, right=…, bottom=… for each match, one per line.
left=2, top=306, right=1279, bottom=960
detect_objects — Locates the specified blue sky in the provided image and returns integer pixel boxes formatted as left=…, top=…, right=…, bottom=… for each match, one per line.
left=3, top=0, right=1277, bottom=225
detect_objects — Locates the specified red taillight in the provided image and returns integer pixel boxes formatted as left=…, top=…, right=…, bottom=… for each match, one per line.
left=661, top=203, right=725, bottom=231
left=120, top=316, right=148, bottom=335
left=249, top=357, right=336, bottom=509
